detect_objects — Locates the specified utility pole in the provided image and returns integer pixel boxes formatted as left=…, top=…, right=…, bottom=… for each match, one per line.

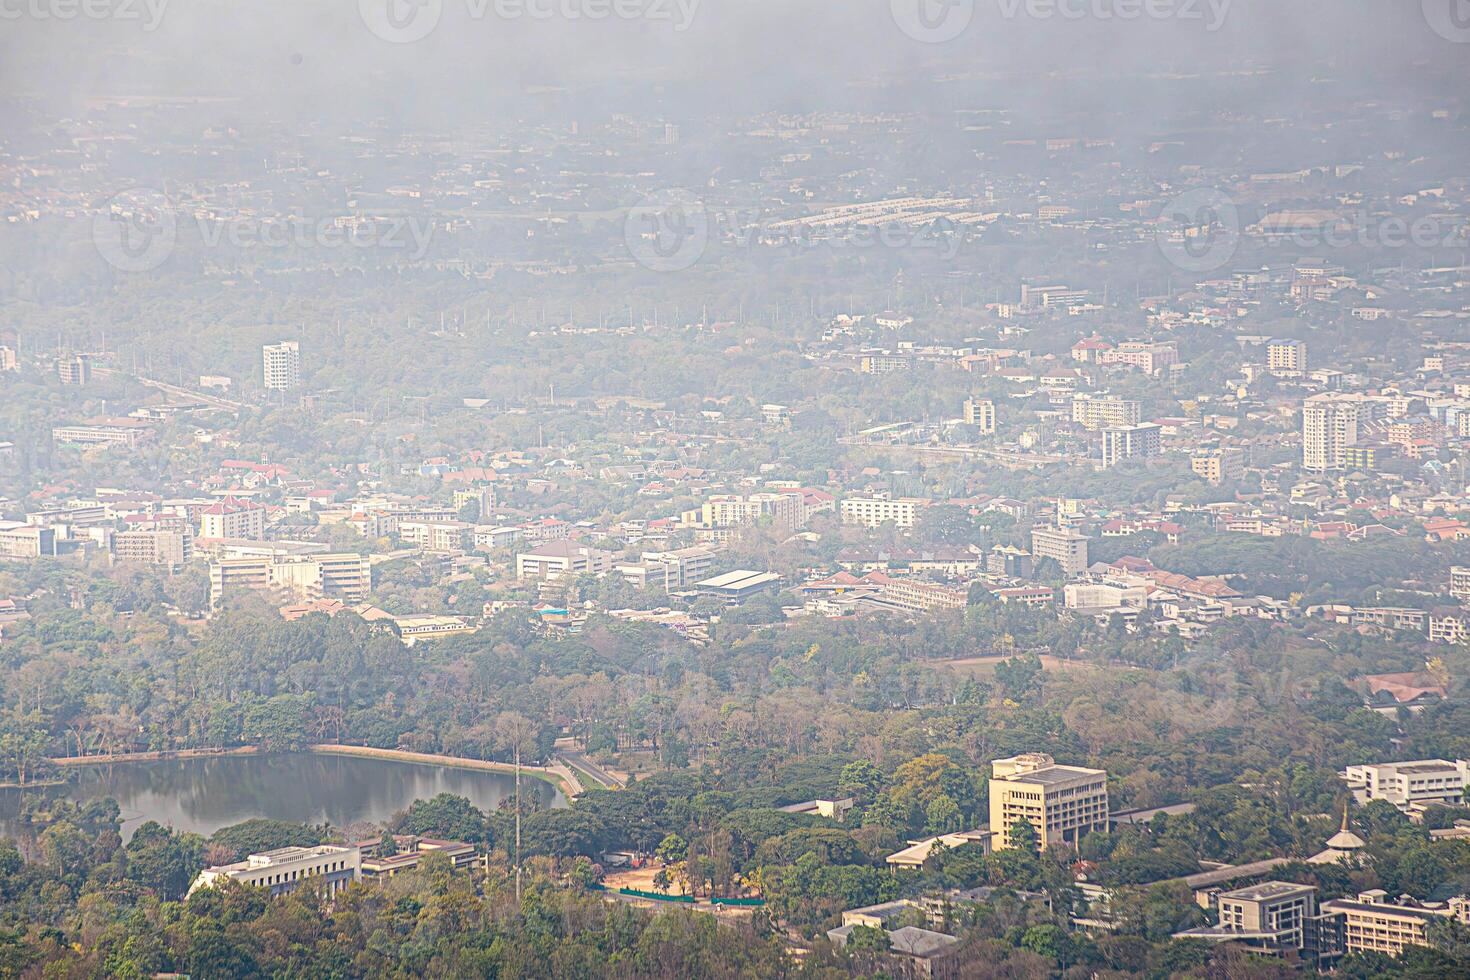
left=514, top=740, right=522, bottom=904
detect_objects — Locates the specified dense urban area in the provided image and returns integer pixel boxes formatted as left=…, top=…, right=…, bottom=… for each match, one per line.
left=1, top=2, right=1469, bottom=978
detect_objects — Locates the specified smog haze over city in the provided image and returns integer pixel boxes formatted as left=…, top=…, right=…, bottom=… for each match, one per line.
left=1, top=2, right=1470, bottom=978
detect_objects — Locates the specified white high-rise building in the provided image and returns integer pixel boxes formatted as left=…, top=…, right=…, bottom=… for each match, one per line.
left=263, top=341, right=301, bottom=391
left=1302, top=395, right=1359, bottom=472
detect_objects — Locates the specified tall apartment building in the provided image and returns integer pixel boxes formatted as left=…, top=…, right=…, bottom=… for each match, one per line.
left=988, top=753, right=1109, bottom=852
left=1100, top=423, right=1162, bottom=468
left=1031, top=524, right=1089, bottom=577
left=1303, top=395, right=1361, bottom=472
left=57, top=354, right=91, bottom=385
left=199, top=498, right=267, bottom=540
left=840, top=495, right=925, bottom=529
left=1071, top=395, right=1141, bottom=430
left=1267, top=339, right=1308, bottom=375
left=963, top=397, right=997, bottom=434
left=1343, top=759, right=1469, bottom=812
left=209, top=553, right=371, bottom=608
left=0, top=345, right=16, bottom=372
left=114, top=527, right=193, bottom=568
left=262, top=341, right=301, bottom=390
left=1191, top=447, right=1246, bottom=485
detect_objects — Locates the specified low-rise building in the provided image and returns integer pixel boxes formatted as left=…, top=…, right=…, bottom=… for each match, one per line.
left=840, top=495, right=926, bottom=529
left=188, top=845, right=360, bottom=899
left=1343, top=759, right=1470, bottom=812
left=515, top=541, right=614, bottom=580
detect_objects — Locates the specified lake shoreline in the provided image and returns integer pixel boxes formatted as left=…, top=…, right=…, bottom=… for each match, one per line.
left=43, top=743, right=583, bottom=802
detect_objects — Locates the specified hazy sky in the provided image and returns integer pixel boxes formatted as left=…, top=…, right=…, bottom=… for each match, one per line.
left=0, top=1, right=1465, bottom=129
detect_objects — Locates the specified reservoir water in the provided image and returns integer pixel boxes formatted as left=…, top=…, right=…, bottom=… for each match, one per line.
left=0, top=752, right=564, bottom=841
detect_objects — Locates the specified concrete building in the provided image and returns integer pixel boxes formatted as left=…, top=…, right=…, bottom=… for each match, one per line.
left=0, top=345, right=16, bottom=372
left=52, top=419, right=154, bottom=450
left=515, top=540, right=614, bottom=580
left=1303, top=395, right=1361, bottom=472
left=1031, top=524, right=1090, bottom=577
left=210, top=553, right=371, bottom=608
left=358, top=836, right=480, bottom=879
left=0, top=522, right=58, bottom=559
left=1072, top=395, right=1141, bottom=430
left=200, top=498, right=267, bottom=540
left=1101, top=423, right=1162, bottom=469
left=189, top=845, right=360, bottom=899
left=114, top=527, right=193, bottom=568
left=1191, top=447, right=1246, bottom=486
left=399, top=520, right=473, bottom=553
left=1343, top=759, right=1470, bottom=812
left=963, top=397, right=997, bottom=434
left=1451, top=566, right=1470, bottom=601
left=840, top=495, right=924, bottom=529
left=988, top=753, right=1109, bottom=852
left=615, top=546, right=718, bottom=592
left=1267, top=339, right=1308, bottom=375
left=1175, top=881, right=1324, bottom=959
left=57, top=354, right=91, bottom=385
left=682, top=492, right=805, bottom=536
left=262, top=341, right=301, bottom=390
left=1098, top=341, right=1178, bottom=374
left=1320, top=890, right=1470, bottom=959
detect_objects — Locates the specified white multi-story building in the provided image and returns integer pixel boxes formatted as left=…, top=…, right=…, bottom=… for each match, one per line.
left=200, top=498, right=267, bottom=540
left=1072, top=395, right=1141, bottom=430
left=515, top=540, right=614, bottom=580
left=189, top=845, right=360, bottom=899
left=963, top=397, right=997, bottom=434
left=1101, top=423, right=1162, bottom=469
left=1303, top=395, right=1360, bottom=472
left=1031, top=524, right=1090, bottom=577
left=840, top=495, right=925, bottom=529
left=262, top=341, right=301, bottom=390
left=1343, top=759, right=1470, bottom=812
left=209, top=553, right=371, bottom=608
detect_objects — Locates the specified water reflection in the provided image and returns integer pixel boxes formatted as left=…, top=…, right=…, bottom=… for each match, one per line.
left=0, top=753, right=562, bottom=840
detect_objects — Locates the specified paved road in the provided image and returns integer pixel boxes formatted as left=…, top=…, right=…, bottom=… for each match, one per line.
left=557, top=749, right=626, bottom=790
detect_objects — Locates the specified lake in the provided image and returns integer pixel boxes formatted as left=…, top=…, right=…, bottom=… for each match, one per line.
left=0, top=753, right=564, bottom=841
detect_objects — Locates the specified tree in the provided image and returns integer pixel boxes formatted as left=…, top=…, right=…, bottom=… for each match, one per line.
left=1007, top=818, right=1039, bottom=853
left=395, top=794, right=486, bottom=843
left=656, top=833, right=689, bottom=865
